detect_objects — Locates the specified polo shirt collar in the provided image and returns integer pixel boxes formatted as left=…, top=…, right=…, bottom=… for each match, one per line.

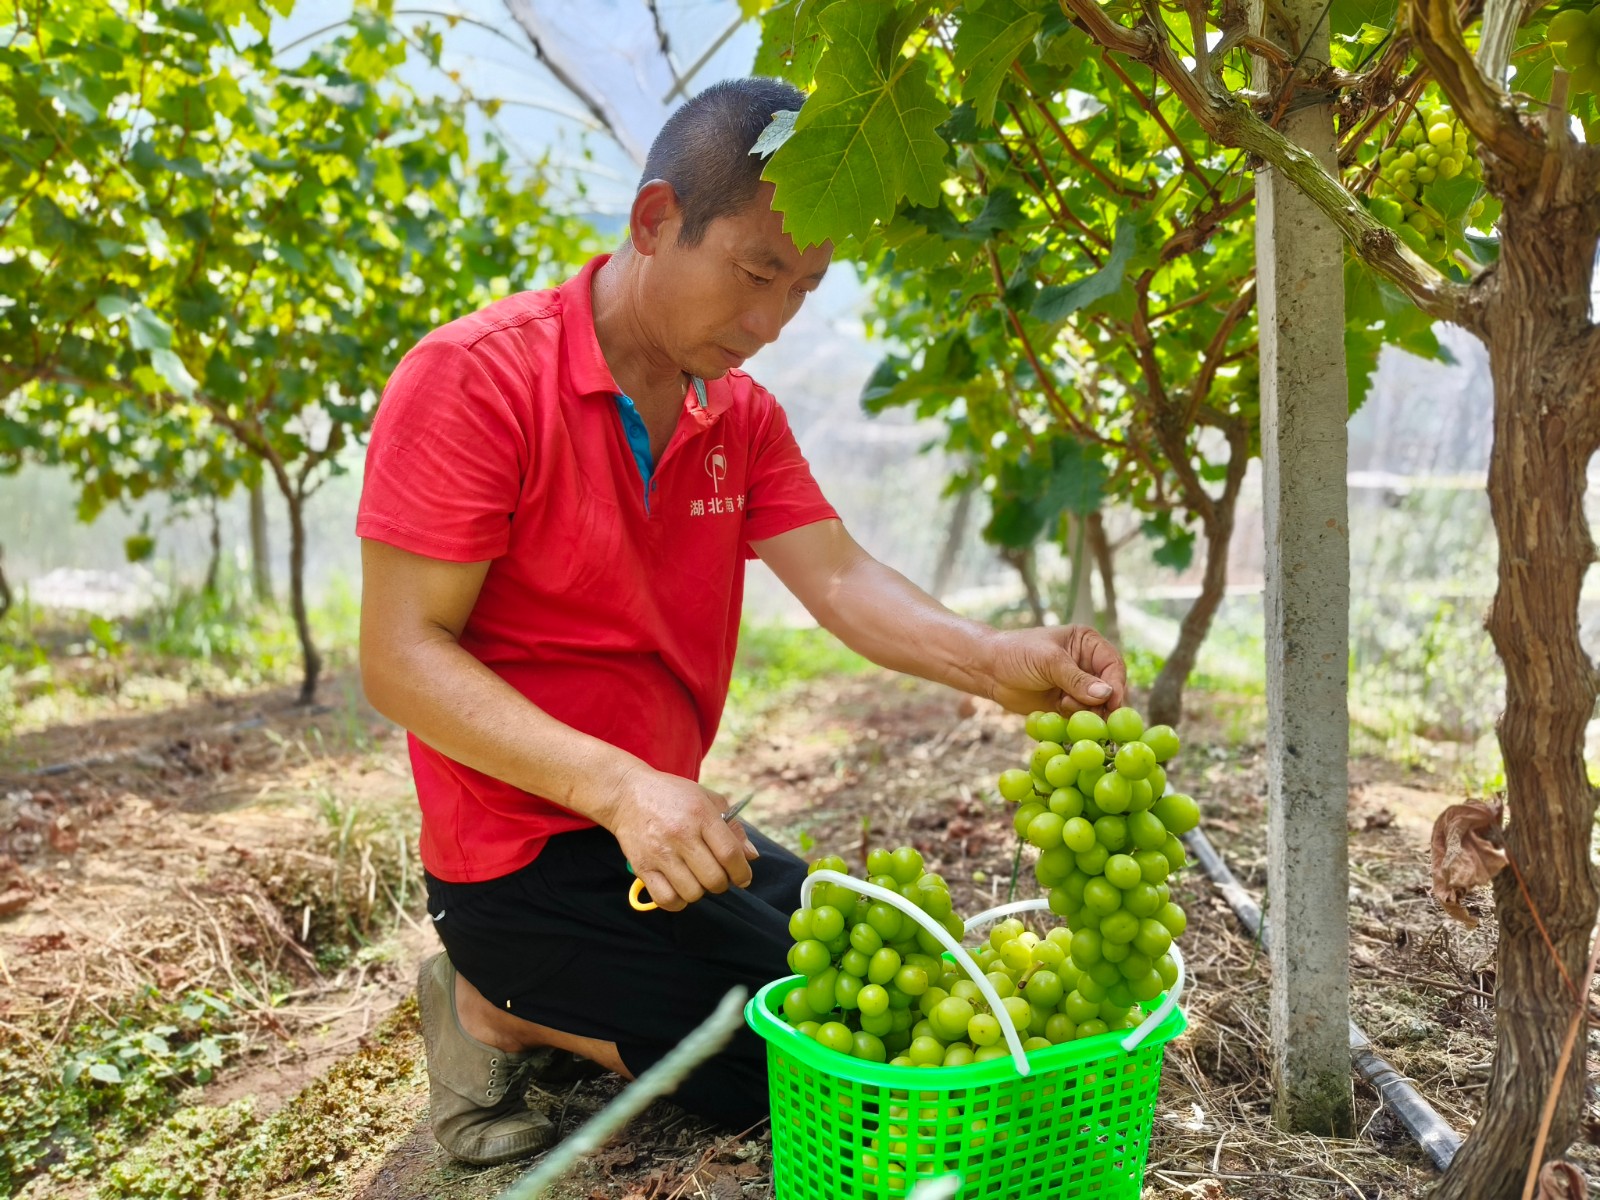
left=559, top=253, right=736, bottom=427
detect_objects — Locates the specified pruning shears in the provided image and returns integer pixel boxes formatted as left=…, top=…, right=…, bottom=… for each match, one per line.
left=627, top=792, right=756, bottom=912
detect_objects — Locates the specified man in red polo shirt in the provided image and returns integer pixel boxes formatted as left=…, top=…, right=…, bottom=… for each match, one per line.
left=358, top=78, right=1126, bottom=1165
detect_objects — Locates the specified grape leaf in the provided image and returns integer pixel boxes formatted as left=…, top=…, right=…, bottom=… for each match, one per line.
left=953, top=0, right=1045, bottom=124
left=764, top=0, right=950, bottom=246
left=750, top=108, right=799, bottom=158
left=905, top=188, right=1025, bottom=240
left=1031, top=216, right=1136, bottom=323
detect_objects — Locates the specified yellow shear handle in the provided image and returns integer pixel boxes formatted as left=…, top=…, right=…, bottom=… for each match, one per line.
left=628, top=877, right=659, bottom=912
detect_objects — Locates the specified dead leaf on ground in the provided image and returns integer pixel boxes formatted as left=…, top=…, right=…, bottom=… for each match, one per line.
left=1430, top=800, right=1507, bottom=928
left=1538, top=1160, right=1587, bottom=1198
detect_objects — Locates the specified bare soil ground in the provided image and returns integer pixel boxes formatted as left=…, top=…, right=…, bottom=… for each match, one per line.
left=2, top=667, right=1593, bottom=1200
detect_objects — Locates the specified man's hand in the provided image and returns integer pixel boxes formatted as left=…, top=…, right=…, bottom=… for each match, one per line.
left=983, top=624, right=1128, bottom=717
left=606, top=768, right=759, bottom=913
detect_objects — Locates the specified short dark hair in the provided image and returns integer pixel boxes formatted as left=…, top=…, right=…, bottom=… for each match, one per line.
left=639, top=78, right=806, bottom=248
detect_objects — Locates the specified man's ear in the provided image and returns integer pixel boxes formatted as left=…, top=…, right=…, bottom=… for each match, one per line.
left=630, top=180, right=681, bottom=257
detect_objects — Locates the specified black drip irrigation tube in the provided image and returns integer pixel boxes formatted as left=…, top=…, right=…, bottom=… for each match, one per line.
left=1181, top=827, right=1464, bottom=1172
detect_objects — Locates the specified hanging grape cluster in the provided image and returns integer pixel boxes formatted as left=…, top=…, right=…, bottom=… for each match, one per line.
left=1367, top=105, right=1485, bottom=266
left=1552, top=5, right=1600, bottom=96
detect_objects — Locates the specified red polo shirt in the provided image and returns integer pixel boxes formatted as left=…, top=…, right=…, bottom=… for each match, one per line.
left=357, top=255, right=837, bottom=882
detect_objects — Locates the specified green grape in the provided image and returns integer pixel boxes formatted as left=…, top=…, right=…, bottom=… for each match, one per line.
left=1100, top=910, right=1140, bottom=944
left=1127, top=779, right=1155, bottom=813
left=816, top=1020, right=854, bottom=1054
left=1014, top=801, right=1047, bottom=837
left=1024, top=970, right=1065, bottom=1008
left=1062, top=816, right=1097, bottom=854
left=968, top=1012, right=1002, bottom=1045
left=1104, top=853, right=1142, bottom=890
left=840, top=948, right=871, bottom=978
left=916, top=884, right=953, bottom=920
left=1001, top=995, right=1033, bottom=1029
left=1093, top=814, right=1129, bottom=852
left=810, top=905, right=845, bottom=941
left=784, top=987, right=820, bottom=1024
left=1117, top=950, right=1153, bottom=980
left=1045, top=1013, right=1075, bottom=1044
left=1024, top=710, right=1050, bottom=740
left=942, top=1043, right=975, bottom=1067
left=895, top=964, right=929, bottom=996
left=1035, top=844, right=1075, bottom=888
left=1134, top=918, right=1173, bottom=959
left=999, top=938, right=1034, bottom=973
left=1029, top=741, right=1066, bottom=777
left=1049, top=786, right=1086, bottom=819
left=836, top=972, right=864, bottom=1010
left=788, top=908, right=815, bottom=941
left=1067, top=739, right=1106, bottom=771
left=1075, top=1018, right=1109, bottom=1039
left=1043, top=754, right=1077, bottom=788
left=997, top=768, right=1035, bottom=802
left=931, top=996, right=976, bottom=1041
left=1156, top=953, right=1179, bottom=989
left=983, top=969, right=1016, bottom=999
left=951, top=978, right=984, bottom=1004
left=1027, top=811, right=1066, bottom=850
left=1065, top=710, right=1108, bottom=742
left=1075, top=842, right=1111, bottom=876
left=1105, top=707, right=1145, bottom=743
left=1100, top=937, right=1130, bottom=963
left=1122, top=881, right=1162, bottom=918
left=1113, top=741, right=1156, bottom=780
left=1161, top=834, right=1188, bottom=874
left=1130, top=970, right=1165, bottom=1003
left=918, top=985, right=950, bottom=1018
left=866, top=902, right=905, bottom=942
left=1033, top=938, right=1066, bottom=971
left=1551, top=6, right=1590, bottom=42
left=973, top=1044, right=1010, bottom=1063
left=1076, top=764, right=1106, bottom=799
left=868, top=947, right=903, bottom=985
left=1154, top=792, right=1201, bottom=835
left=1128, top=809, right=1168, bottom=851
left=1142, top=724, right=1180, bottom=762
left=1093, top=771, right=1132, bottom=814
left=866, top=847, right=895, bottom=877
left=1144, top=765, right=1167, bottom=799
left=1047, top=886, right=1076, bottom=917
left=1157, top=901, right=1188, bottom=937
left=889, top=846, right=924, bottom=884
left=858, top=983, right=890, bottom=1017
left=850, top=923, right=884, bottom=955
left=1063, top=990, right=1099, bottom=1023
left=1135, top=849, right=1169, bottom=885
left=853, top=1031, right=888, bottom=1062
left=789, top=939, right=832, bottom=977
left=907, top=1036, right=945, bottom=1066
left=1034, top=710, right=1070, bottom=743
left=1083, top=877, right=1121, bottom=916
left=988, top=918, right=1024, bottom=948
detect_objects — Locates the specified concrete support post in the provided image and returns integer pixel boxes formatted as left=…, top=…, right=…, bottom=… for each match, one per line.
left=1252, top=0, right=1357, bottom=1136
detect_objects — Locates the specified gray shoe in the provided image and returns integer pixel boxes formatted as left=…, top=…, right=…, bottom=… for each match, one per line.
left=416, top=953, right=558, bottom=1166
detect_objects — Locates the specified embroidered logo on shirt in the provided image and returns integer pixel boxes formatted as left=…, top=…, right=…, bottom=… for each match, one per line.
left=705, top=445, right=728, bottom=493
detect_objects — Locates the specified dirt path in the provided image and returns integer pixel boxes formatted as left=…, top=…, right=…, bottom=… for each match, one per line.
left=3, top=669, right=1587, bottom=1199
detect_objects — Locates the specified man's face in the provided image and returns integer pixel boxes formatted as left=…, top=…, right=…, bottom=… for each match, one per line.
left=639, top=182, right=833, bottom=380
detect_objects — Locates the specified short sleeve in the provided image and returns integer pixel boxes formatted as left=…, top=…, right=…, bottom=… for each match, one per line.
left=741, top=387, right=838, bottom=553
left=356, top=339, right=529, bottom=562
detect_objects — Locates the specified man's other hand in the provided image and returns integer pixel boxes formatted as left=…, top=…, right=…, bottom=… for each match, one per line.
left=608, top=771, right=759, bottom=912
left=983, top=625, right=1128, bottom=717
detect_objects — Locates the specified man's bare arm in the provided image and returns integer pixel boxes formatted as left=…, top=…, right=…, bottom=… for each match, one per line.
left=752, top=520, right=1126, bottom=716
left=359, top=539, right=754, bottom=909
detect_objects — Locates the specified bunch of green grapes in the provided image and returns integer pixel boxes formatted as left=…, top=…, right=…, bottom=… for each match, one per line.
left=780, top=845, right=967, bottom=1063
left=1367, top=106, right=1486, bottom=264
left=999, top=707, right=1192, bottom=1030
left=1551, top=5, right=1600, bottom=95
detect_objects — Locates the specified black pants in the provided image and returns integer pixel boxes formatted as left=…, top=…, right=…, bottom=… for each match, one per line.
left=424, top=824, right=807, bottom=1128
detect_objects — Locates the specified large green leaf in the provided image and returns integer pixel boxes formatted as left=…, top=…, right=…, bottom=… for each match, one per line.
left=764, top=0, right=950, bottom=246
left=953, top=0, right=1045, bottom=124
left=1031, top=216, right=1137, bottom=323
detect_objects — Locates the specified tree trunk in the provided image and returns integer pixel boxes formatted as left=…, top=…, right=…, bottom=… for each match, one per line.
left=249, top=481, right=272, bottom=604
left=204, top=499, right=222, bottom=596
left=0, top=544, right=11, bottom=623
left=1432, top=198, right=1600, bottom=1200
left=1148, top=443, right=1249, bottom=727
left=283, top=486, right=321, bottom=707
left=1062, top=515, right=1095, bottom=627
left=1000, top=546, right=1046, bottom=625
left=1087, top=510, right=1120, bottom=646
left=930, top=485, right=973, bottom=601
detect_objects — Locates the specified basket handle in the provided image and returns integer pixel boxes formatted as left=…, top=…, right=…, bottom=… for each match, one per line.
left=799, top=870, right=1032, bottom=1076
left=963, top=898, right=1186, bottom=1053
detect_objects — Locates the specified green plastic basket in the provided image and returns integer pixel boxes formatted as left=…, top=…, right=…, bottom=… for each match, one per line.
left=746, top=882, right=1189, bottom=1200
